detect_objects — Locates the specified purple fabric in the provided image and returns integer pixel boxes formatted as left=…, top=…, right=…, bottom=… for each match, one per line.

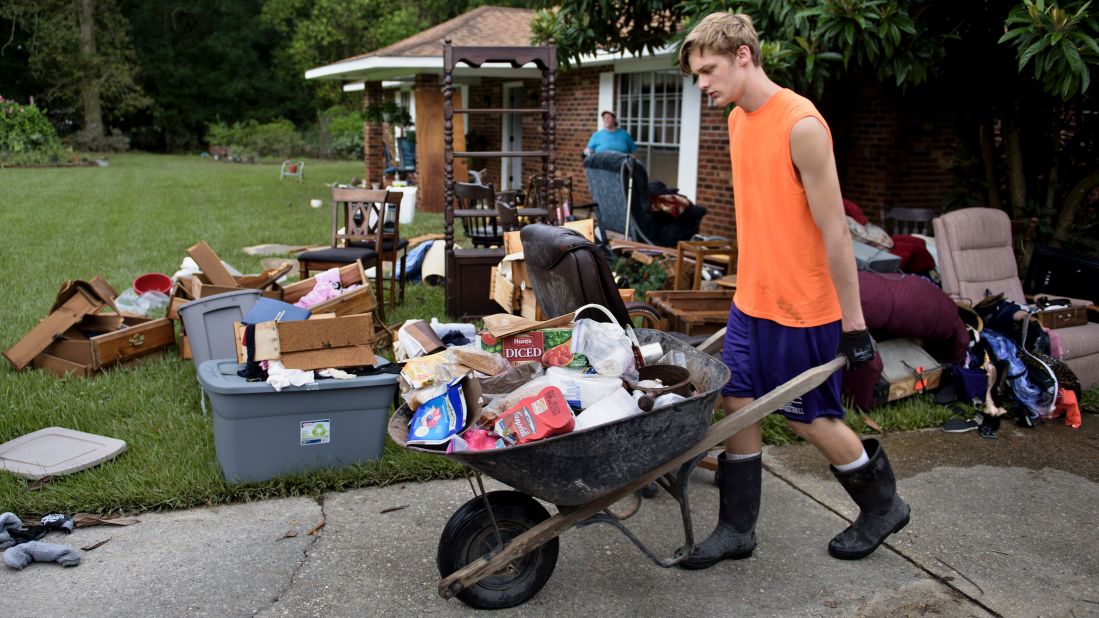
left=857, top=272, right=969, bottom=364
left=722, top=302, right=844, bottom=423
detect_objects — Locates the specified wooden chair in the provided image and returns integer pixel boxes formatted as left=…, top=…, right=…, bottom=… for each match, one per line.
left=297, top=188, right=406, bottom=320
left=883, top=207, right=935, bottom=235
left=454, top=182, right=515, bottom=248
left=526, top=175, right=575, bottom=224
left=673, top=240, right=737, bottom=290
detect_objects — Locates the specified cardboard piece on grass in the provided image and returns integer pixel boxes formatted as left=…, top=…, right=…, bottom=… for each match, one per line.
left=0, top=427, right=127, bottom=481
left=186, top=241, right=239, bottom=288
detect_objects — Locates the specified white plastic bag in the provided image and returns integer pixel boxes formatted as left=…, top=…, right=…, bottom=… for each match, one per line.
left=569, top=318, right=639, bottom=381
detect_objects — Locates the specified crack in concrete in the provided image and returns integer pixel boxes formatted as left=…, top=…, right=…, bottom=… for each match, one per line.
left=763, top=464, right=1005, bottom=618
left=262, top=495, right=327, bottom=615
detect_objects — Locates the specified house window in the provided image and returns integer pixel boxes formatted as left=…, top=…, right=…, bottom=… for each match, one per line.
left=617, top=70, right=682, bottom=187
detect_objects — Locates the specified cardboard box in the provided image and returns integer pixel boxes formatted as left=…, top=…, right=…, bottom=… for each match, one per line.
left=479, top=327, right=586, bottom=367
left=281, top=262, right=377, bottom=317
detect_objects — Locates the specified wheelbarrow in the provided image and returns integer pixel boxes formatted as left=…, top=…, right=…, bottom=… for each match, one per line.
left=387, top=329, right=845, bottom=609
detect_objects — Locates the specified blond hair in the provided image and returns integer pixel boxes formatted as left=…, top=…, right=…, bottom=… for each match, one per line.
left=678, top=12, right=762, bottom=75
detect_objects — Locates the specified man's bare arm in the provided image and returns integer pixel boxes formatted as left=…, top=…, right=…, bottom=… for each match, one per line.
left=790, top=116, right=866, bottom=332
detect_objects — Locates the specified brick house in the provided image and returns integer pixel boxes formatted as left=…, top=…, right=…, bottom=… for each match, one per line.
left=307, top=6, right=958, bottom=239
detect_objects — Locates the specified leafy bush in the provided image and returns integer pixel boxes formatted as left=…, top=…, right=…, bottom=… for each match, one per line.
left=205, top=118, right=305, bottom=160
left=610, top=254, right=670, bottom=296
left=71, top=127, right=131, bottom=153
left=323, top=107, right=365, bottom=159
left=0, top=96, right=68, bottom=165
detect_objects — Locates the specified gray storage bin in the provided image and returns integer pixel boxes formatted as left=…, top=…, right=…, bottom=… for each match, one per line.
left=178, top=289, right=262, bottom=370
left=197, top=359, right=398, bottom=483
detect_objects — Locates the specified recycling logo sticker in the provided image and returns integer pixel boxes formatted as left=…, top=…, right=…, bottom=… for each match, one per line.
left=301, top=420, right=331, bottom=446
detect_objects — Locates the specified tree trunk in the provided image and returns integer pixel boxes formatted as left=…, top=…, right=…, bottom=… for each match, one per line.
left=1004, top=122, right=1025, bottom=218
left=78, top=0, right=103, bottom=141
left=1051, top=168, right=1099, bottom=248
left=978, top=120, right=1003, bottom=211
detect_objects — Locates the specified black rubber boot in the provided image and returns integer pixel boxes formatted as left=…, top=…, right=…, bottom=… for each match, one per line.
left=681, top=452, right=761, bottom=569
left=828, top=438, right=910, bottom=560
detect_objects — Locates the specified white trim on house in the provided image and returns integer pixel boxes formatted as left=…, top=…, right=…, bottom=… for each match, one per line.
left=677, top=75, right=701, bottom=203
left=307, top=56, right=543, bottom=82
left=598, top=73, right=614, bottom=128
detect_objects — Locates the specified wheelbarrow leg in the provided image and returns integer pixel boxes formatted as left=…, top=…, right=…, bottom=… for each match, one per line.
left=576, top=451, right=709, bottom=568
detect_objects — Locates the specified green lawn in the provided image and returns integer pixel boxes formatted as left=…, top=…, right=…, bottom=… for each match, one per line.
left=0, top=153, right=464, bottom=517
left=0, top=153, right=1084, bottom=518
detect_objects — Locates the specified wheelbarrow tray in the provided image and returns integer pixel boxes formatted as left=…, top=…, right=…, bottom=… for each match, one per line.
left=387, top=329, right=729, bottom=506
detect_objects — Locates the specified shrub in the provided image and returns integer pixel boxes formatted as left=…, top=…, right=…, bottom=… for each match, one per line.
left=0, top=96, right=68, bottom=165
left=71, top=127, right=131, bottom=153
left=323, top=107, right=365, bottom=159
left=205, top=118, right=305, bottom=161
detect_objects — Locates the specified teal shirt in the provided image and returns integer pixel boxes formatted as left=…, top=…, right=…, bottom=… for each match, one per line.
left=586, top=128, right=637, bottom=154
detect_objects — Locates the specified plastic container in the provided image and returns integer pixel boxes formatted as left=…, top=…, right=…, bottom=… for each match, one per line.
left=198, top=359, right=399, bottom=482
left=573, top=387, right=643, bottom=432
left=177, top=289, right=262, bottom=370
left=133, top=273, right=172, bottom=295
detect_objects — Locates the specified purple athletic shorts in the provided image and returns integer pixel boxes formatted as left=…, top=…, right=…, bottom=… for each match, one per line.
left=721, top=301, right=845, bottom=423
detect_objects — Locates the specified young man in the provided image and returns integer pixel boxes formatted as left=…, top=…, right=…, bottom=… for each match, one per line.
left=677, top=12, right=909, bottom=568
left=584, top=110, right=637, bottom=156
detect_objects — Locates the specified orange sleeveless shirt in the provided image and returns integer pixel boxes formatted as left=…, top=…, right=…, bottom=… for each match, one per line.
left=728, top=88, right=841, bottom=328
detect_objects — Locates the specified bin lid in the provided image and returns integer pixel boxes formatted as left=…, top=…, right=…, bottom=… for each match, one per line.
left=0, top=427, right=127, bottom=480
left=196, top=359, right=398, bottom=395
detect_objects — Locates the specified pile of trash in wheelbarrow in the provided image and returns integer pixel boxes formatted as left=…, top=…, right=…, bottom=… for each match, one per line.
left=388, top=304, right=843, bottom=609
left=393, top=304, right=706, bottom=456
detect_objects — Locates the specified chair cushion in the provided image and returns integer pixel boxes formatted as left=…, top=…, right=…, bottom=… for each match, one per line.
left=933, top=208, right=1025, bottom=304
left=298, top=247, right=377, bottom=263
left=349, top=238, right=409, bottom=252
left=1054, top=322, right=1099, bottom=360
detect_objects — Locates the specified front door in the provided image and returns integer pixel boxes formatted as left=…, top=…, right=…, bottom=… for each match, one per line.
left=502, top=84, right=524, bottom=191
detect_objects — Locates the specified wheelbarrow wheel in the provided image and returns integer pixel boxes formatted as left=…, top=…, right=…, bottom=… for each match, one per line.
left=437, top=490, right=559, bottom=609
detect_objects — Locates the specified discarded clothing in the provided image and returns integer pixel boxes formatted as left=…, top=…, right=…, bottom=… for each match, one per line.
left=1051, top=389, right=1082, bottom=429
left=981, top=330, right=1056, bottom=421
left=3, top=541, right=80, bottom=569
left=0, top=513, right=47, bottom=549
left=293, top=267, right=361, bottom=309
left=265, top=360, right=315, bottom=392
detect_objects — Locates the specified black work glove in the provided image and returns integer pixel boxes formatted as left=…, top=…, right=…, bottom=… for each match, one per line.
left=838, top=329, right=877, bottom=369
